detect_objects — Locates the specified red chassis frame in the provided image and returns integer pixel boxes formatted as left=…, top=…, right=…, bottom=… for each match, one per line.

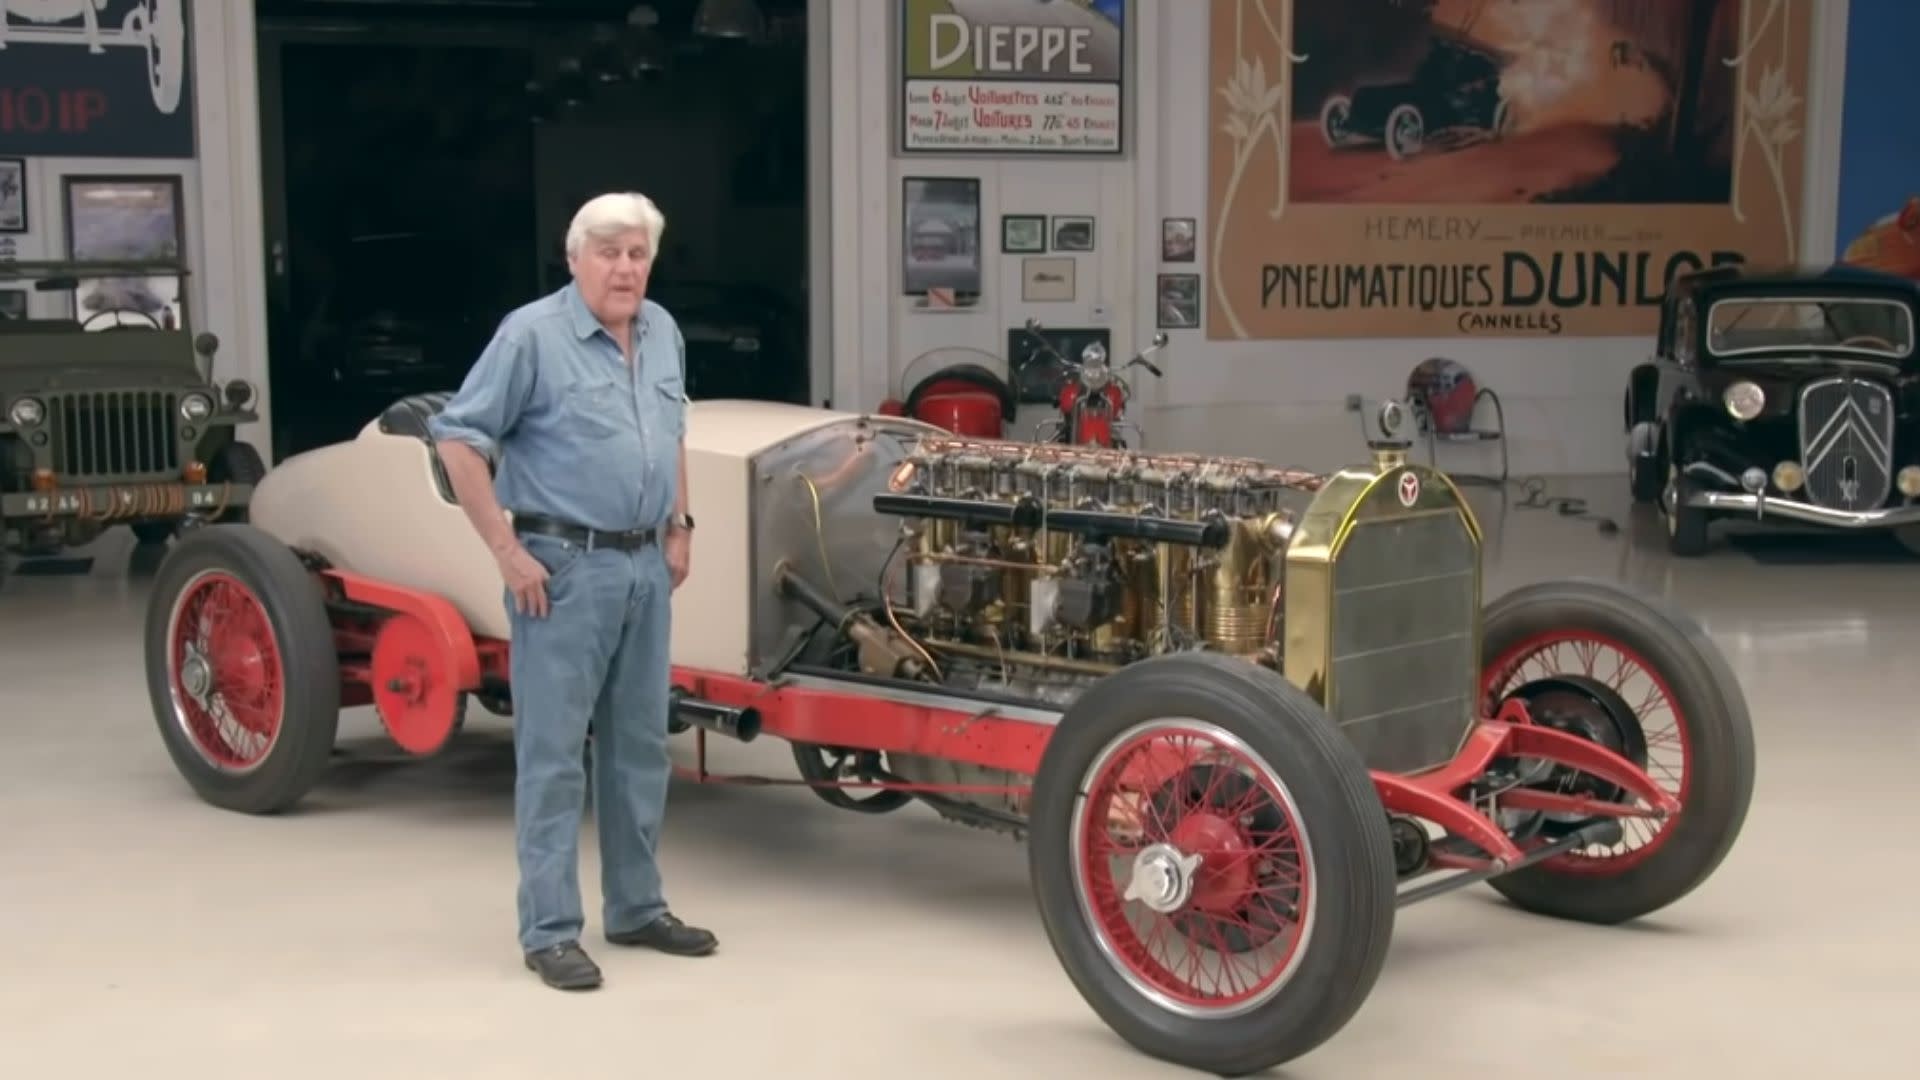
left=320, top=566, right=1681, bottom=890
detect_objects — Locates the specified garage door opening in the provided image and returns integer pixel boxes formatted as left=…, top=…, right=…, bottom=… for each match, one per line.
left=255, top=0, right=813, bottom=460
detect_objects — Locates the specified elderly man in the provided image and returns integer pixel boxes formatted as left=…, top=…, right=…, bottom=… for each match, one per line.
left=427, top=192, right=715, bottom=991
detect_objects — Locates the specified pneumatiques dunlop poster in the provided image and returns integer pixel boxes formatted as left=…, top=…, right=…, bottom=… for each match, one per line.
left=1833, top=0, right=1920, bottom=280
left=1205, top=0, right=1813, bottom=340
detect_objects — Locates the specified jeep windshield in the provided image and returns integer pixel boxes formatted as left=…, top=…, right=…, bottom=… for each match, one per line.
left=1705, top=296, right=1914, bottom=359
left=0, top=259, right=189, bottom=333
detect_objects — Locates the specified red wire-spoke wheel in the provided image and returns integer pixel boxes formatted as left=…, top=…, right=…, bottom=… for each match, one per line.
left=1072, top=721, right=1313, bottom=1015
left=1476, top=581, right=1757, bottom=926
left=144, top=525, right=341, bottom=815
left=1026, top=653, right=1396, bottom=1077
left=166, top=569, right=285, bottom=771
left=1483, top=634, right=1687, bottom=871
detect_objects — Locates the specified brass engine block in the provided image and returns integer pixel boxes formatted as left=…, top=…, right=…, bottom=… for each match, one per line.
left=876, top=435, right=1327, bottom=681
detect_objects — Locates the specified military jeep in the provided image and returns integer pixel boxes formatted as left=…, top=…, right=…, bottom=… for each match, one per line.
left=0, top=259, right=264, bottom=578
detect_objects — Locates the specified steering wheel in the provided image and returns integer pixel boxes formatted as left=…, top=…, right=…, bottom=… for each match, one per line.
left=83, top=307, right=164, bottom=331
left=1838, top=334, right=1899, bottom=351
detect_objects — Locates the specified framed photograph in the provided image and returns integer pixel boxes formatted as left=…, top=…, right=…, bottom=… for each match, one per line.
left=0, top=158, right=25, bottom=233
left=1002, top=214, right=1046, bottom=254
left=1052, top=215, right=1095, bottom=252
left=902, top=176, right=982, bottom=301
left=1156, top=273, right=1200, bottom=329
left=1022, top=256, right=1076, bottom=303
left=63, top=174, right=188, bottom=330
left=1161, top=217, right=1196, bottom=262
left=0, top=288, right=26, bottom=320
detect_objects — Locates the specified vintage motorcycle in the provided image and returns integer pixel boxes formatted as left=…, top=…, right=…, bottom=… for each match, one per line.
left=1022, top=318, right=1168, bottom=448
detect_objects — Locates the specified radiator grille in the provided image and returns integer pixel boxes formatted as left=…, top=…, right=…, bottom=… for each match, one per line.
left=1327, top=510, right=1478, bottom=774
left=53, top=391, right=181, bottom=479
left=1798, top=376, right=1894, bottom=512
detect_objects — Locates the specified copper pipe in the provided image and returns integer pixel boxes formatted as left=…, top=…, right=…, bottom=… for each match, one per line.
left=907, top=551, right=1050, bottom=572
left=927, top=638, right=1119, bottom=676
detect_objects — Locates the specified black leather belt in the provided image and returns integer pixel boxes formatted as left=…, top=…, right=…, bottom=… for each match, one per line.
left=513, top=512, right=657, bottom=551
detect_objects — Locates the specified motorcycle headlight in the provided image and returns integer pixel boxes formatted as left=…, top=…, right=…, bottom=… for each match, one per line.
left=1081, top=342, right=1108, bottom=366
left=1723, top=380, right=1765, bottom=420
left=180, top=393, right=214, bottom=421
left=8, top=397, right=44, bottom=427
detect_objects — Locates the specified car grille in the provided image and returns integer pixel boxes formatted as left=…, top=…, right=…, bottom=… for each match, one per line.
left=52, top=391, right=181, bottom=479
left=1327, top=509, right=1479, bottom=775
left=1797, top=376, right=1894, bottom=512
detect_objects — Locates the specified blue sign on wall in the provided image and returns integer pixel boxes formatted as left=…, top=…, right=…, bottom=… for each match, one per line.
left=1834, top=0, right=1920, bottom=278
left=0, top=0, right=195, bottom=159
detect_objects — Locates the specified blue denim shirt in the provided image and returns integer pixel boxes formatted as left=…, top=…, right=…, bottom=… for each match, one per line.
left=426, top=283, right=688, bottom=533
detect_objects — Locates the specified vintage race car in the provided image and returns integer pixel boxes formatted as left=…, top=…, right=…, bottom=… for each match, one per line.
left=141, top=393, right=1756, bottom=1076
left=1625, top=263, right=1920, bottom=555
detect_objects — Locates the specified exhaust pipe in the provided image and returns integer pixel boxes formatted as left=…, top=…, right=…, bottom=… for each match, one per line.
left=669, top=687, right=761, bottom=742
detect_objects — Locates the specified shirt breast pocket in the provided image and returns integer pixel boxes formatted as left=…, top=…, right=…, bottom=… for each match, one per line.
left=562, top=378, right=628, bottom=439
left=652, top=376, right=688, bottom=440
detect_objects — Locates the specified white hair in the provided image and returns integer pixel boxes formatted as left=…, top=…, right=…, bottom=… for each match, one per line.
left=564, top=192, right=667, bottom=258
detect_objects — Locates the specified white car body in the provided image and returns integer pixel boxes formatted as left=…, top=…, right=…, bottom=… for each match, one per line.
left=247, top=397, right=942, bottom=671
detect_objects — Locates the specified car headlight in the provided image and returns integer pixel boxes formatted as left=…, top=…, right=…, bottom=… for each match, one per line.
left=180, top=393, right=214, bottom=421
left=1723, top=380, right=1765, bottom=420
left=224, top=379, right=255, bottom=407
left=8, top=397, right=44, bottom=427
left=1773, top=461, right=1805, bottom=492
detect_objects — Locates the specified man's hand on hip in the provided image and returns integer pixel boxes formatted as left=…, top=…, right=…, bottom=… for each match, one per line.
left=665, top=528, right=691, bottom=590
left=498, top=543, right=552, bottom=617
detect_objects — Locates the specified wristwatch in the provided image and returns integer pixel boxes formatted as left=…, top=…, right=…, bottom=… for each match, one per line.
left=669, top=512, right=695, bottom=531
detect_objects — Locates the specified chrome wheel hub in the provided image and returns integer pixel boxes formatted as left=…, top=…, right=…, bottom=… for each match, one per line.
left=1122, top=843, right=1203, bottom=914
left=180, top=648, right=212, bottom=702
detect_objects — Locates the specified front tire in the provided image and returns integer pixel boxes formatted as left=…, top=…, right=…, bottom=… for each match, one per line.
left=144, top=523, right=341, bottom=814
left=1479, top=580, right=1756, bottom=925
left=1663, top=464, right=1710, bottom=555
left=1385, top=103, right=1424, bottom=159
left=1027, top=652, right=1396, bottom=1077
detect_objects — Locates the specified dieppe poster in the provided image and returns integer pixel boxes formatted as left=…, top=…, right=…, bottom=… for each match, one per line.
left=900, top=0, right=1126, bottom=154
left=1205, top=0, right=1813, bottom=340
left=1833, top=0, right=1920, bottom=280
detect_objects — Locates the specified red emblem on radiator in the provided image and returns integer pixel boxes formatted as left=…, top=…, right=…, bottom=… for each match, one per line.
left=1398, top=470, right=1420, bottom=507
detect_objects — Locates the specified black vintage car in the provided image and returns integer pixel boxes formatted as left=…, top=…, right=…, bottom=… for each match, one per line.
left=1318, top=31, right=1516, bottom=160
left=1624, top=264, right=1920, bottom=556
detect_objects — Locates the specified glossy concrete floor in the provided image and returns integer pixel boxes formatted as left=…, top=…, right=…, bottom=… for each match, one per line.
left=1, top=474, right=1912, bottom=1079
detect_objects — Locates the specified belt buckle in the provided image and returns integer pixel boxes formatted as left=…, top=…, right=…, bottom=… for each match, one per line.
left=583, top=529, right=598, bottom=553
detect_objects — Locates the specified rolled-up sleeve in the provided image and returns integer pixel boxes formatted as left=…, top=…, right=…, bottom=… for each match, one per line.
left=427, top=326, right=534, bottom=462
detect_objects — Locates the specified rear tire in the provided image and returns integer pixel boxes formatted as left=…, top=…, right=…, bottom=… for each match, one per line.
left=1027, top=652, right=1396, bottom=1077
left=1479, top=580, right=1755, bottom=925
left=144, top=523, right=340, bottom=814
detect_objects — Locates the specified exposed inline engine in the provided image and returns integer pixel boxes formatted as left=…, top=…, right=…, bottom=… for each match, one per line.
left=863, top=434, right=1329, bottom=833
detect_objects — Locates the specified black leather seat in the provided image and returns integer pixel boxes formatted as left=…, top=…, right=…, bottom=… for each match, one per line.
left=378, top=391, right=468, bottom=502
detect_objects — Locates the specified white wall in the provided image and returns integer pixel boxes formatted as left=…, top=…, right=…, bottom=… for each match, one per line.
left=833, top=0, right=1853, bottom=478
left=831, top=0, right=1139, bottom=435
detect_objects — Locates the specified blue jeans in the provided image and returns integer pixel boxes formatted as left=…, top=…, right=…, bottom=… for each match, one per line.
left=507, top=530, right=673, bottom=952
